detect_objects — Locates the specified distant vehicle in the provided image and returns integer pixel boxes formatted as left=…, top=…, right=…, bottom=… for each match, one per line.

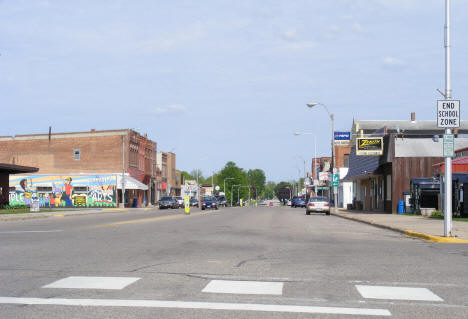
left=190, top=197, right=199, bottom=207
left=286, top=199, right=291, bottom=206
left=201, top=196, right=218, bottom=210
left=159, top=196, right=178, bottom=209
left=258, top=199, right=267, bottom=206
left=216, top=196, right=227, bottom=207
left=306, top=196, right=330, bottom=215
left=291, top=196, right=306, bottom=208
left=174, top=196, right=184, bottom=207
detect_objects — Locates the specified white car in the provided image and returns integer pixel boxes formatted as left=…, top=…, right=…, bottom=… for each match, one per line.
left=174, top=196, right=184, bottom=208
left=306, top=196, right=330, bottom=215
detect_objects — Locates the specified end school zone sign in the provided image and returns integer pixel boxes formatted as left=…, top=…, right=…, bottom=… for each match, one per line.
left=437, top=100, right=460, bottom=128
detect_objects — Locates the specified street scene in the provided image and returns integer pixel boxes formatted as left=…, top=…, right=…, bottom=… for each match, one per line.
left=1, top=1, right=468, bottom=318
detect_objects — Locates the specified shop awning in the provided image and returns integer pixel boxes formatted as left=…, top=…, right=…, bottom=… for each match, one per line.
left=116, top=175, right=148, bottom=190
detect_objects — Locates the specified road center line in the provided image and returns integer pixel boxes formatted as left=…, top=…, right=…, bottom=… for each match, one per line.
left=0, top=230, right=63, bottom=234
left=89, top=211, right=219, bottom=229
left=0, top=297, right=391, bottom=316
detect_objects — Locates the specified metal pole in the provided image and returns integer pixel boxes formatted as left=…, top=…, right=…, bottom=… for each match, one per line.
left=314, top=135, right=318, bottom=196
left=444, top=0, right=452, bottom=236
left=121, top=134, right=126, bottom=208
left=332, top=114, right=338, bottom=213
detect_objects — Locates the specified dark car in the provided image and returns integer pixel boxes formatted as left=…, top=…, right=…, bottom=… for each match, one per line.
left=291, top=196, right=306, bottom=208
left=201, top=196, right=218, bottom=210
left=216, top=196, right=227, bottom=207
left=159, top=196, right=178, bottom=209
left=190, top=197, right=199, bottom=207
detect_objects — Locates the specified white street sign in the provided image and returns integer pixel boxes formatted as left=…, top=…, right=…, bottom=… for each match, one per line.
left=437, top=100, right=460, bottom=128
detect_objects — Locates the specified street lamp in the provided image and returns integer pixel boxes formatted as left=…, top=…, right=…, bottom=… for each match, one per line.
left=223, top=177, right=234, bottom=201
left=294, top=132, right=318, bottom=196
left=306, top=102, right=337, bottom=213
left=231, top=184, right=241, bottom=207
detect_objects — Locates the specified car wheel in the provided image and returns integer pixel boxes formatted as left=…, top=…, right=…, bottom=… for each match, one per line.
left=326, top=212, right=330, bottom=215
left=306, top=211, right=310, bottom=215
left=202, top=207, right=205, bottom=210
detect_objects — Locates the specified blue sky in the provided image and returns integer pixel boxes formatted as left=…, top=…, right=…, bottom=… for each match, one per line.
left=1, top=0, right=468, bottom=182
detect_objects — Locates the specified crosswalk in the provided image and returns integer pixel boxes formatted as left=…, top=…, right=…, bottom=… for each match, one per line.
left=0, top=276, right=450, bottom=317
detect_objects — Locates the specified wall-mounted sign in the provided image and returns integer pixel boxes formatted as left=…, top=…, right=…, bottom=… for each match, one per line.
left=319, top=172, right=330, bottom=181
left=334, top=132, right=351, bottom=140
left=356, top=137, right=383, bottom=156
left=334, top=131, right=351, bottom=145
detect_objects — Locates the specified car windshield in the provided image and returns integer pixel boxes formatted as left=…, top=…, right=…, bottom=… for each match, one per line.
left=161, top=197, right=173, bottom=201
left=308, top=197, right=328, bottom=202
left=176, top=197, right=182, bottom=200
left=203, top=196, right=216, bottom=201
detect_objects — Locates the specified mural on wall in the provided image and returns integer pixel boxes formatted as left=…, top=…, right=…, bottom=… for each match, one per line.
left=9, top=174, right=117, bottom=208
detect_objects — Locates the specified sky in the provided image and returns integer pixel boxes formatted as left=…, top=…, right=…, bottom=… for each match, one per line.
left=1, top=0, right=468, bottom=182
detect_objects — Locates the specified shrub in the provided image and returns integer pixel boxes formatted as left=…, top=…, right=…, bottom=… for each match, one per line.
left=431, top=210, right=444, bottom=218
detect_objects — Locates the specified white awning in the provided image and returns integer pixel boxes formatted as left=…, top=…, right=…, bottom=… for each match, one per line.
left=116, top=175, right=148, bottom=190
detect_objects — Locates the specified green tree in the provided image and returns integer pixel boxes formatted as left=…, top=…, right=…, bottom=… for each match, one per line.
left=247, top=169, right=266, bottom=199
left=217, top=161, right=248, bottom=205
left=262, top=181, right=276, bottom=199
left=179, top=171, right=194, bottom=184
left=276, top=181, right=293, bottom=200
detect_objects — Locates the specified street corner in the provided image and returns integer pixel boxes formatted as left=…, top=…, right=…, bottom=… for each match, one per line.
left=405, top=230, right=468, bottom=243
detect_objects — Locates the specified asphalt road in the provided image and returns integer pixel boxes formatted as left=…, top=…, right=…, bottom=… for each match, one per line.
left=0, top=205, right=467, bottom=318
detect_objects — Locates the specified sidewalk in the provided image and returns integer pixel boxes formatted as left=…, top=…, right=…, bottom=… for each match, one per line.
left=0, top=207, right=154, bottom=222
left=332, top=209, right=468, bottom=243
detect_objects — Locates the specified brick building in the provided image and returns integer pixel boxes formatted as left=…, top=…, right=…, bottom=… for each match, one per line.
left=0, top=129, right=157, bottom=207
left=156, top=152, right=181, bottom=199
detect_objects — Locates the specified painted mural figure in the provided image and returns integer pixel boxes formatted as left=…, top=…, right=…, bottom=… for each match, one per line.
left=20, top=179, right=33, bottom=206
left=63, top=177, right=73, bottom=207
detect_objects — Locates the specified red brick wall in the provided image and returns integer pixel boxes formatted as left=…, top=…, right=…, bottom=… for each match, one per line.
left=0, top=134, right=125, bottom=174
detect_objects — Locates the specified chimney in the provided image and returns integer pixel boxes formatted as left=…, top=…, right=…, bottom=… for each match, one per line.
left=411, top=112, right=416, bottom=122
left=90, top=128, right=96, bottom=132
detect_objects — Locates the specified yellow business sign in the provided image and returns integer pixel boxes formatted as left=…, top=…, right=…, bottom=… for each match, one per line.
left=184, top=196, right=190, bottom=214
left=356, top=137, right=383, bottom=156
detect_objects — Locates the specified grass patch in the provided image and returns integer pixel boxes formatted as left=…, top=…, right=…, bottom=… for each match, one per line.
left=0, top=207, right=55, bottom=215
left=429, top=210, right=468, bottom=222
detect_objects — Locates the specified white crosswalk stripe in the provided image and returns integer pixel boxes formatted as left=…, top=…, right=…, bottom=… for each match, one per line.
left=355, top=285, right=444, bottom=301
left=202, top=280, right=284, bottom=295
left=43, top=276, right=140, bottom=290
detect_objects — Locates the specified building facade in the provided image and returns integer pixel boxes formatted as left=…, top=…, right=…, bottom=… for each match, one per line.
left=0, top=129, right=157, bottom=207
left=345, top=119, right=468, bottom=213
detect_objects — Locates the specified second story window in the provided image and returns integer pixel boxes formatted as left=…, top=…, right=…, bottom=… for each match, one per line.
left=74, top=149, right=80, bottom=161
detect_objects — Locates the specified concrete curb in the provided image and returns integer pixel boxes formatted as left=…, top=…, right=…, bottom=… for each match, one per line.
left=331, top=212, right=468, bottom=244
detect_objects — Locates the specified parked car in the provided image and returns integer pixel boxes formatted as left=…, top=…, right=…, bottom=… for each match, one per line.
left=306, top=196, right=330, bottom=215
left=201, top=196, right=218, bottom=210
left=291, top=196, right=306, bottom=208
left=174, top=196, right=184, bottom=207
left=159, top=196, right=178, bottom=209
left=190, top=197, right=199, bottom=207
left=216, top=196, right=227, bottom=207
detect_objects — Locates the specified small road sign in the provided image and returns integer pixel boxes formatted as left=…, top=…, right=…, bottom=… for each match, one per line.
left=443, top=134, right=455, bottom=157
left=184, top=196, right=190, bottom=214
left=332, top=174, right=339, bottom=187
left=437, top=100, right=460, bottom=128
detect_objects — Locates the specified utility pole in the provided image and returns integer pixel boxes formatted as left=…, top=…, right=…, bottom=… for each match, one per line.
left=121, top=134, right=126, bottom=208
left=444, top=0, right=452, bottom=236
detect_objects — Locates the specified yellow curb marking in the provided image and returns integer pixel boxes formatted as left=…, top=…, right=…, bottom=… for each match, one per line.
left=54, top=214, right=65, bottom=217
left=405, top=230, right=468, bottom=243
left=90, top=210, right=218, bottom=229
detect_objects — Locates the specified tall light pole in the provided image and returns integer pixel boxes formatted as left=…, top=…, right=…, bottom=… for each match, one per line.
left=307, top=102, right=337, bottom=213
left=294, top=132, right=318, bottom=196
left=444, top=0, right=452, bottom=236
left=231, top=184, right=240, bottom=207
left=224, top=177, right=234, bottom=199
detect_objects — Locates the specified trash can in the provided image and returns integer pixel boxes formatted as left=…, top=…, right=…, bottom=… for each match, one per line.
left=132, top=198, right=138, bottom=208
left=30, top=199, right=40, bottom=212
left=398, top=200, right=404, bottom=214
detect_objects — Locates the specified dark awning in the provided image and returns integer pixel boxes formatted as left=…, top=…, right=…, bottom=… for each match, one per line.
left=343, top=146, right=381, bottom=180
left=0, top=163, right=39, bottom=174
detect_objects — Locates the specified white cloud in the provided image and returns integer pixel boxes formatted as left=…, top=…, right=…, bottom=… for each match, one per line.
left=351, top=22, right=366, bottom=34
left=382, top=56, right=405, bottom=66
left=153, top=104, right=187, bottom=115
